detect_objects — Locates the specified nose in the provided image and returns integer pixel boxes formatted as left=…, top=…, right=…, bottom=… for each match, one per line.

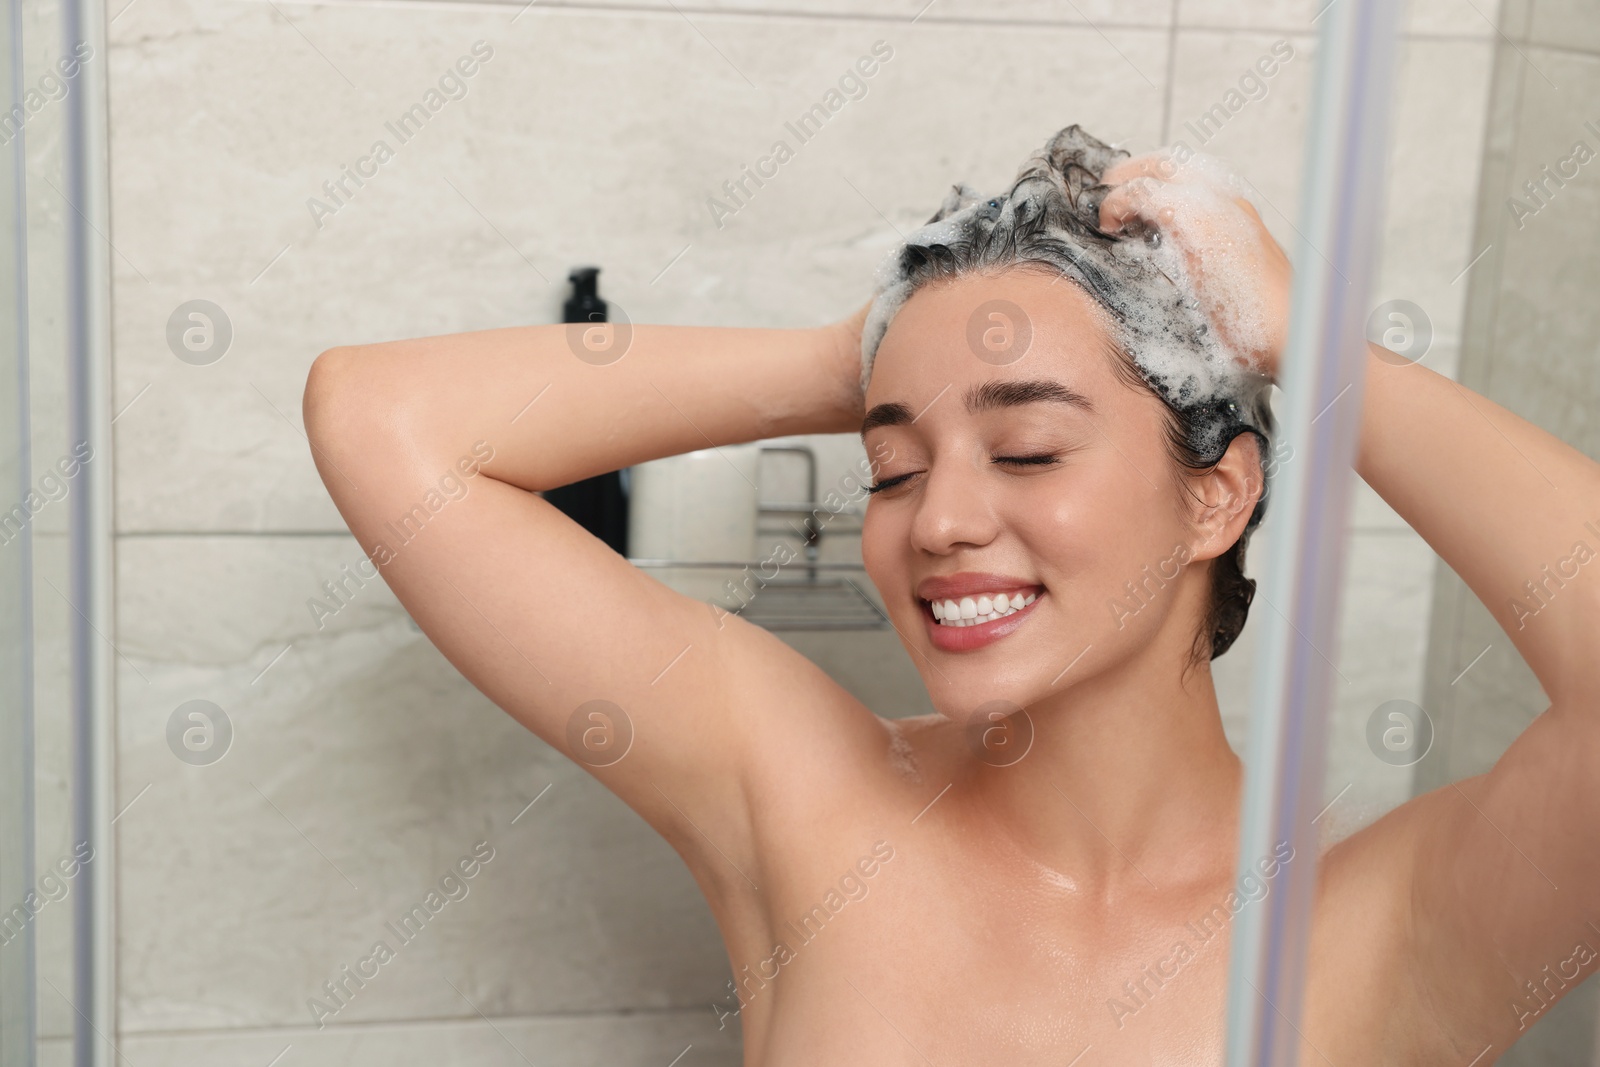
left=907, top=451, right=1001, bottom=557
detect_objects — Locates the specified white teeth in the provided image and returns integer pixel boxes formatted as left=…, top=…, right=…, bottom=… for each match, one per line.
left=926, top=590, right=1039, bottom=626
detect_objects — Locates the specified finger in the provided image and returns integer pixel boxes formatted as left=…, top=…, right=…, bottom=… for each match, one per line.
left=1101, top=151, right=1181, bottom=187
left=1098, top=175, right=1163, bottom=234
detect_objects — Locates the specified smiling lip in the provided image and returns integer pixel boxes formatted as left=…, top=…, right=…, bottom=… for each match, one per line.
left=916, top=572, right=1043, bottom=602
left=915, top=573, right=1046, bottom=653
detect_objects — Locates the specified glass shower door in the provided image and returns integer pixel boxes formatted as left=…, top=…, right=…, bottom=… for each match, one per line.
left=1, top=0, right=39, bottom=1059
left=1, top=0, right=112, bottom=1058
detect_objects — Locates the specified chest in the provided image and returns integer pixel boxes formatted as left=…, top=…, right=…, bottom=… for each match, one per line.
left=728, top=840, right=1243, bottom=1065
left=722, top=828, right=1418, bottom=1066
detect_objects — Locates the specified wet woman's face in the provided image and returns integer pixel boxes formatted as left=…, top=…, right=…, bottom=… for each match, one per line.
left=859, top=268, right=1216, bottom=722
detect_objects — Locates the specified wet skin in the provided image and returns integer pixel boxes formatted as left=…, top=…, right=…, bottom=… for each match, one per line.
left=304, top=165, right=1600, bottom=1065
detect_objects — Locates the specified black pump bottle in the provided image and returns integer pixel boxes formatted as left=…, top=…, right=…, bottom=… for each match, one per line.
left=541, top=267, right=630, bottom=556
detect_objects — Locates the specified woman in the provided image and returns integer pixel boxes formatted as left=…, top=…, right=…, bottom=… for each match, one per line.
left=302, top=125, right=1600, bottom=1064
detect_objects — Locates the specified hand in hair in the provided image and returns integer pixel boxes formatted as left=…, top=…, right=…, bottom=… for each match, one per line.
left=1097, top=151, right=1291, bottom=382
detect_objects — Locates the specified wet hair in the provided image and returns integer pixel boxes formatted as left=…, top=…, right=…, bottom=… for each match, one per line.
left=1103, top=334, right=1272, bottom=665
left=860, top=124, right=1275, bottom=662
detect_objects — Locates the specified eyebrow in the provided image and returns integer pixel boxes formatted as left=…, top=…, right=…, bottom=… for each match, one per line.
left=859, top=378, right=1096, bottom=439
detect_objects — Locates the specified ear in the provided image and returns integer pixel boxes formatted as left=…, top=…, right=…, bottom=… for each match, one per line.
left=1186, top=432, right=1264, bottom=563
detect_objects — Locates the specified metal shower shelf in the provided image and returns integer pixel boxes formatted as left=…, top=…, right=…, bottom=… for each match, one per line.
left=626, top=559, right=888, bottom=631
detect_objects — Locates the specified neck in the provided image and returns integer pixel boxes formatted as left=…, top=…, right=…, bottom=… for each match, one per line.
left=958, top=632, right=1243, bottom=900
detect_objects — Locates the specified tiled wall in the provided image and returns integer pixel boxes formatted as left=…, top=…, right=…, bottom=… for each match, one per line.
left=1415, top=0, right=1600, bottom=1062
left=91, top=0, right=1500, bottom=1063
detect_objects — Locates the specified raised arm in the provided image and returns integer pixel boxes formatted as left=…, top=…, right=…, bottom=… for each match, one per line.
left=1357, top=345, right=1600, bottom=701
left=1354, top=341, right=1600, bottom=1053
left=301, top=308, right=880, bottom=897
left=306, top=316, right=866, bottom=496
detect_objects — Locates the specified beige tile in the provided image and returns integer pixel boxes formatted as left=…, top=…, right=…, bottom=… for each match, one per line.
left=1374, top=39, right=1496, bottom=350
left=114, top=535, right=732, bottom=1030
left=1409, top=0, right=1506, bottom=35
left=1176, top=0, right=1313, bottom=30
left=1177, top=0, right=1502, bottom=36
left=108, top=0, right=1164, bottom=531
left=545, top=0, right=1172, bottom=22
left=117, top=1011, right=742, bottom=1065
left=1317, top=528, right=1437, bottom=838
left=1480, top=47, right=1600, bottom=458
left=1528, top=0, right=1600, bottom=52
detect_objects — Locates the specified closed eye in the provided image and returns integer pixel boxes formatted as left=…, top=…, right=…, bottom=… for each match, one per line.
left=864, top=453, right=1062, bottom=494
left=864, top=472, right=914, bottom=495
